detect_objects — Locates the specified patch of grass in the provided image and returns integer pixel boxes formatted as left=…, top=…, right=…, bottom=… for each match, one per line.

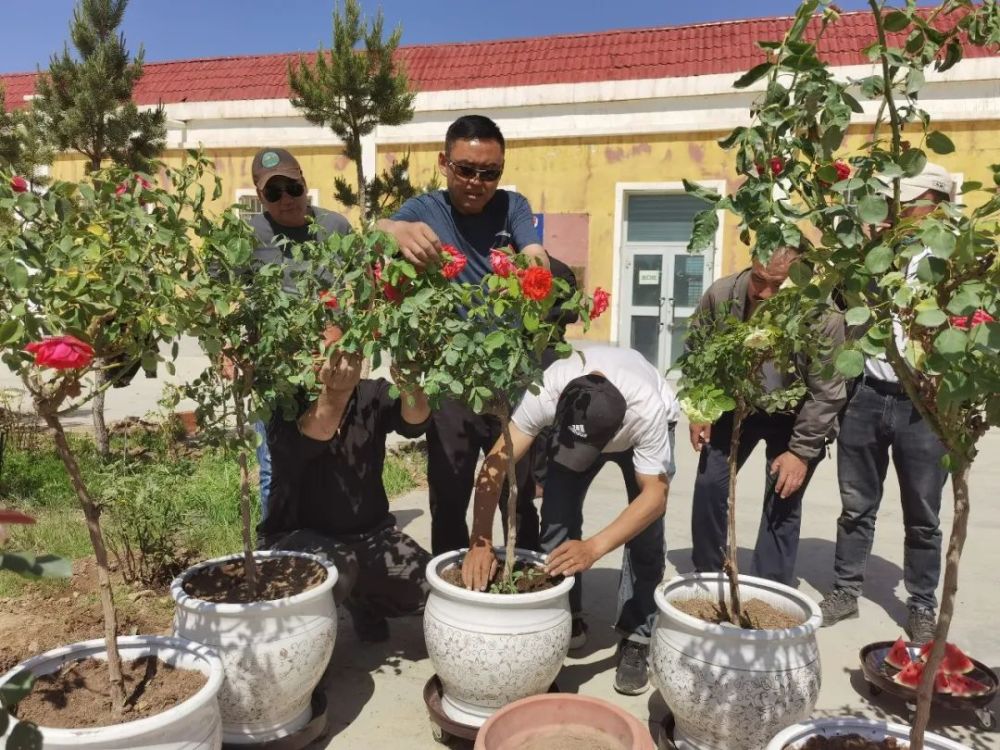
left=1, top=430, right=429, bottom=585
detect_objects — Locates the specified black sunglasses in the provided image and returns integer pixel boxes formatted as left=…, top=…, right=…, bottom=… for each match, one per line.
left=263, top=182, right=305, bottom=202
left=446, top=160, right=503, bottom=183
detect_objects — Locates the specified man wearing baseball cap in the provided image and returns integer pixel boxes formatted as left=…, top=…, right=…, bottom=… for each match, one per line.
left=461, top=345, right=679, bottom=696
left=819, top=163, right=954, bottom=644
left=247, top=148, right=352, bottom=522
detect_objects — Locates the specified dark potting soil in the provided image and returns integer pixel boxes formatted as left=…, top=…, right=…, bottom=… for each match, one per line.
left=439, top=561, right=562, bottom=593
left=790, top=735, right=906, bottom=749
left=14, top=656, right=206, bottom=729
left=672, top=596, right=805, bottom=630
left=182, top=555, right=327, bottom=604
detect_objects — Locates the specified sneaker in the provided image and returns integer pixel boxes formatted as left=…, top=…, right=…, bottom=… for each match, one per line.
left=613, top=639, right=649, bottom=696
left=906, top=606, right=936, bottom=645
left=819, top=588, right=859, bottom=627
left=569, top=617, right=588, bottom=651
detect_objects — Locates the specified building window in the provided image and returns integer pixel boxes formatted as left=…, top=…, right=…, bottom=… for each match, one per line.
left=237, top=194, right=262, bottom=221
left=625, top=193, right=711, bottom=243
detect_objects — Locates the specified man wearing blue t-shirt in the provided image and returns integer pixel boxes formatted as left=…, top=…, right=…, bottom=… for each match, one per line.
left=378, top=115, right=549, bottom=555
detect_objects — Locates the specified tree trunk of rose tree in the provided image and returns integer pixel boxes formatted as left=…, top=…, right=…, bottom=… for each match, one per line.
left=92, top=367, right=110, bottom=458
left=232, top=400, right=258, bottom=598
left=44, top=413, right=126, bottom=717
left=500, top=414, right=519, bottom=584
left=909, top=461, right=971, bottom=750
left=723, top=407, right=747, bottom=626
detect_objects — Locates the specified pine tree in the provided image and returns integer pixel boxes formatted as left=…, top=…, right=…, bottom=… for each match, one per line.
left=33, top=0, right=166, bottom=457
left=34, top=0, right=165, bottom=173
left=288, top=0, right=415, bottom=224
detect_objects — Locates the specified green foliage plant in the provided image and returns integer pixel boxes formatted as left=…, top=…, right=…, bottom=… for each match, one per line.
left=685, top=1, right=999, bottom=743
left=0, top=155, right=220, bottom=718
left=678, top=289, right=825, bottom=623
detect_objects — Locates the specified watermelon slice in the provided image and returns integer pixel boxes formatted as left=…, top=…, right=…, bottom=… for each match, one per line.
left=918, top=642, right=975, bottom=675
left=934, top=670, right=952, bottom=694
left=893, top=660, right=925, bottom=687
left=884, top=637, right=912, bottom=670
left=947, top=673, right=990, bottom=697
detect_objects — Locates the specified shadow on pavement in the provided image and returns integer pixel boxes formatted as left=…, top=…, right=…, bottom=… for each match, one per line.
left=393, top=507, right=424, bottom=531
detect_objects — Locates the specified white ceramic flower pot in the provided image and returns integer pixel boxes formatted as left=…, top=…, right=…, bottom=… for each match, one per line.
left=768, top=718, right=971, bottom=749
left=423, top=548, right=574, bottom=727
left=170, top=550, right=337, bottom=745
left=0, top=635, right=224, bottom=749
left=650, top=573, right=823, bottom=750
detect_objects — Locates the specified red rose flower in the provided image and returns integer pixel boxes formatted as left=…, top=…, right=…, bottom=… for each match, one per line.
left=521, top=266, right=553, bottom=302
left=489, top=248, right=516, bottom=277
left=115, top=174, right=152, bottom=197
left=373, top=260, right=383, bottom=282
left=383, top=281, right=405, bottom=304
left=834, top=160, right=851, bottom=181
left=770, top=157, right=785, bottom=176
left=950, top=309, right=996, bottom=330
left=10, top=176, right=28, bottom=193
left=320, top=290, right=339, bottom=309
left=440, top=244, right=468, bottom=280
left=590, top=287, right=610, bottom=320
left=25, top=335, right=95, bottom=370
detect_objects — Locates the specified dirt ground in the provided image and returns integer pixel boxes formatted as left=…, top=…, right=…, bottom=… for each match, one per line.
left=0, top=557, right=174, bottom=674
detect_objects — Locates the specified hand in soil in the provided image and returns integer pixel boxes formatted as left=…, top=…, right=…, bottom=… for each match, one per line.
left=461, top=542, right=498, bottom=591
left=441, top=561, right=562, bottom=594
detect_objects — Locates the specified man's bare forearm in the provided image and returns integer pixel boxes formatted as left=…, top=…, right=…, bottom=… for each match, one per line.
left=297, top=389, right=352, bottom=441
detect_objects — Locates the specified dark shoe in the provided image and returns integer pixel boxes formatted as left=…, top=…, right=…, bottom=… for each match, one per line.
left=906, top=606, right=937, bottom=645
left=614, top=639, right=649, bottom=696
left=819, top=588, right=859, bottom=627
left=569, top=617, right=588, bottom=651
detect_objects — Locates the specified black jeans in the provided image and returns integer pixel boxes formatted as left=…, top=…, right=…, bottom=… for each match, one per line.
left=427, top=399, right=539, bottom=555
left=691, top=411, right=822, bottom=585
left=833, top=382, right=947, bottom=610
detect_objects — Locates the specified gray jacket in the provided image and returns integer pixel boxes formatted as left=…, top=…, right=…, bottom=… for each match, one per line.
left=691, top=269, right=847, bottom=460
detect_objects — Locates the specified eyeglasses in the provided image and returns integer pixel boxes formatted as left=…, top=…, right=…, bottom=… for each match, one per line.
left=262, top=182, right=305, bottom=202
left=446, top=160, right=503, bottom=183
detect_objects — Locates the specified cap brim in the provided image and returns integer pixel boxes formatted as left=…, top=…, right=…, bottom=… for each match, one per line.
left=551, top=440, right=602, bottom=472
left=255, top=167, right=304, bottom=191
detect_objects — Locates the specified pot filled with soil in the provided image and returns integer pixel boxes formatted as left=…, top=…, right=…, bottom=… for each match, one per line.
left=0, top=634, right=224, bottom=749
left=170, top=550, right=337, bottom=745
left=423, top=547, right=574, bottom=727
left=474, top=692, right=655, bottom=750
left=649, top=572, right=822, bottom=750
left=767, top=718, right=971, bottom=750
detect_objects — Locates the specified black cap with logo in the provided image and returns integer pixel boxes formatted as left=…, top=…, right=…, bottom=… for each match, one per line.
left=550, top=373, right=627, bottom=471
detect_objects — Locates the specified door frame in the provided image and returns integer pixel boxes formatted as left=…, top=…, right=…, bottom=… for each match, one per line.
left=610, top=181, right=726, bottom=345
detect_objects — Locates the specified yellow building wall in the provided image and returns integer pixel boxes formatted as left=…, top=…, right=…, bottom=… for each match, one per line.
left=49, top=120, right=1000, bottom=344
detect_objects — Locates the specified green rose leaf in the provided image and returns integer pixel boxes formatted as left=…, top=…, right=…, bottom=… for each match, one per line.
left=688, top=208, right=719, bottom=252
left=845, top=306, right=871, bottom=326
left=859, top=195, right=889, bottom=225
left=926, top=131, right=955, bottom=155
left=865, top=245, right=894, bottom=273
left=883, top=10, right=910, bottom=32
left=915, top=308, right=947, bottom=328
left=835, top=349, right=865, bottom=378
left=946, top=287, right=981, bottom=316
left=934, top=328, right=968, bottom=358
left=899, top=148, right=928, bottom=177
left=733, top=62, right=773, bottom=89
left=8, top=721, right=43, bottom=750
left=920, top=224, right=956, bottom=258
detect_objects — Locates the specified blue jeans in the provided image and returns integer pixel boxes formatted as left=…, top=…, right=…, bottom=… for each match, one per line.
left=539, top=426, right=675, bottom=645
left=254, top=420, right=272, bottom=521
left=834, top=382, right=947, bottom=610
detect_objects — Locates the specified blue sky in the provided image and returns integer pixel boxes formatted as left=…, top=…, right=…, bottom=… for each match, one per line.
left=2, top=0, right=878, bottom=74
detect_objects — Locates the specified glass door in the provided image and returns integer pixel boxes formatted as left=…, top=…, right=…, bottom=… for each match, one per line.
left=619, top=246, right=706, bottom=372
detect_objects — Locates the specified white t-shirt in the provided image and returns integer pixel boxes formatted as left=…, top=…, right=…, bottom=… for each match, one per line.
left=511, top=346, right=679, bottom=477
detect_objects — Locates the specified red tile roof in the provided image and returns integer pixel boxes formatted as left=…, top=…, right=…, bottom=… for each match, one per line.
left=2, top=10, right=995, bottom=110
